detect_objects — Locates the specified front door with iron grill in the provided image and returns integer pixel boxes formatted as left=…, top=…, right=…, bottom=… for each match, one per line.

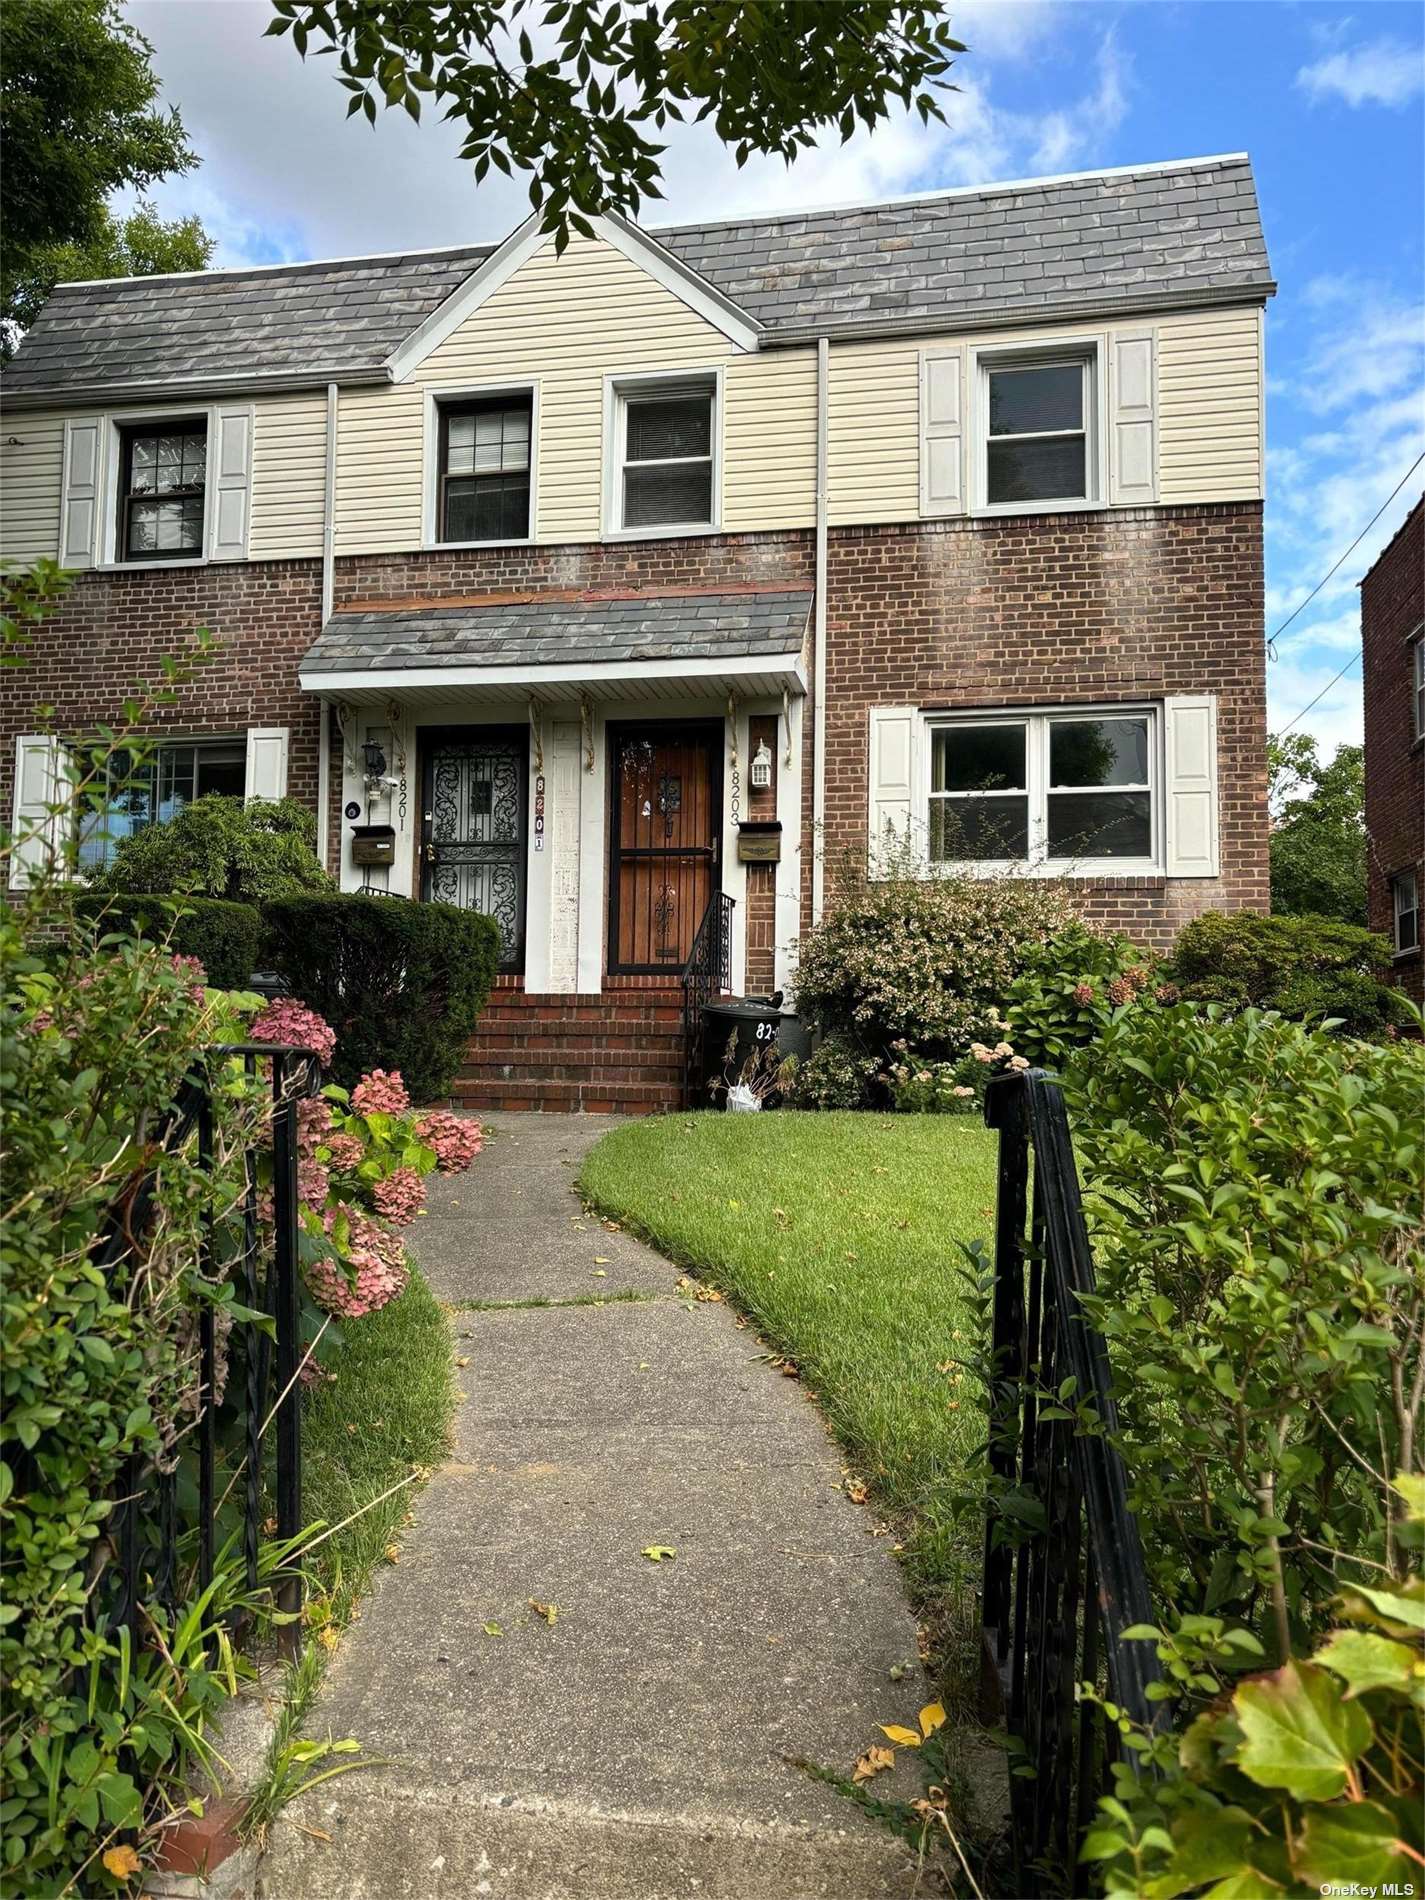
left=421, top=727, right=527, bottom=972
left=608, top=723, right=721, bottom=974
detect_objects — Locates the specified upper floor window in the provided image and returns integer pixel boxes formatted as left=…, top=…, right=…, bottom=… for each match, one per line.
left=982, top=356, right=1093, bottom=509
left=118, top=419, right=206, bottom=560
left=1413, top=637, right=1424, bottom=740
left=928, top=708, right=1154, bottom=868
left=1393, top=870, right=1420, bottom=955
left=78, top=738, right=245, bottom=868
left=610, top=375, right=717, bottom=534
left=438, top=396, right=532, bottom=543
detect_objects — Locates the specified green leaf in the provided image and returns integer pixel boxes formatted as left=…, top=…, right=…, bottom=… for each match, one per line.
left=1142, top=1806, right=1255, bottom=1899
left=1350, top=1579, right=1425, bottom=1632
left=1314, top=1627, right=1418, bottom=1697
left=1292, top=1801, right=1413, bottom=1891
left=1391, top=1471, right=1425, bottom=1525
left=1232, top=1662, right=1373, bottom=1800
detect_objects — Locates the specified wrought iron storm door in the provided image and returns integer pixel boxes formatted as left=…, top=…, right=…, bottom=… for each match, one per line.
left=421, top=727, right=528, bottom=971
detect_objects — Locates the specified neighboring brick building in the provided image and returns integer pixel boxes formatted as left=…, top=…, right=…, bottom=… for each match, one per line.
left=2, top=153, right=1275, bottom=1106
left=1362, top=497, right=1424, bottom=1005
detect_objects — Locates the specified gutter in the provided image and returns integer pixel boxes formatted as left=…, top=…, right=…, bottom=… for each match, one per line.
left=0, top=366, right=392, bottom=412
left=811, top=335, right=829, bottom=924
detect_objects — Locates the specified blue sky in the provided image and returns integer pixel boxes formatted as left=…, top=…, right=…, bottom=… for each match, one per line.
left=127, top=0, right=1425, bottom=758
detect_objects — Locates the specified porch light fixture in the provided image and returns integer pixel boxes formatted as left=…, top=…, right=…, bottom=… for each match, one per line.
left=750, top=739, right=773, bottom=791
left=362, top=737, right=388, bottom=781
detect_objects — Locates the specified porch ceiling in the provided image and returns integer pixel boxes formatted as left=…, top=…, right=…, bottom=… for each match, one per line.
left=299, top=586, right=810, bottom=706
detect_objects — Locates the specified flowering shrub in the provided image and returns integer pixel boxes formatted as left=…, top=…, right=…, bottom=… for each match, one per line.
left=371, top=1167, right=426, bottom=1225
left=785, top=1034, right=883, bottom=1110
left=793, top=847, right=1083, bottom=1070
left=415, top=1111, right=484, bottom=1173
left=1002, top=923, right=1161, bottom=1067
left=884, top=1033, right=1028, bottom=1113
left=250, top=997, right=338, bottom=1067
left=307, top=1204, right=409, bottom=1319
left=351, top=1068, right=410, bottom=1116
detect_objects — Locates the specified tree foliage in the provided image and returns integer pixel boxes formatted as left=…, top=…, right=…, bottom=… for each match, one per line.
left=1268, top=731, right=1367, bottom=925
left=267, top=0, right=962, bottom=246
left=5, top=200, right=214, bottom=338
left=0, top=0, right=205, bottom=347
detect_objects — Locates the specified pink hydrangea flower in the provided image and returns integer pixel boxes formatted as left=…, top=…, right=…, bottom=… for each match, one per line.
left=324, top=1131, right=366, bottom=1173
left=1155, top=981, right=1181, bottom=1006
left=308, top=1203, right=409, bottom=1318
left=297, top=1159, right=330, bottom=1212
left=352, top=1069, right=410, bottom=1115
left=415, top=1111, right=484, bottom=1173
left=372, top=1166, right=426, bottom=1225
left=1072, top=982, right=1096, bottom=1006
left=296, top=1096, right=333, bottom=1156
left=1107, top=977, right=1133, bottom=1006
left=170, top=952, right=208, bottom=1001
left=250, top=997, right=337, bottom=1068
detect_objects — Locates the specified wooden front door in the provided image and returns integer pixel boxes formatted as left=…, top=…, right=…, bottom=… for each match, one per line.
left=608, top=723, right=722, bottom=975
left=420, top=726, right=528, bottom=972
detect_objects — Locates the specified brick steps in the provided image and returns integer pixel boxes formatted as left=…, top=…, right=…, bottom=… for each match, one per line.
left=457, top=988, right=688, bottom=1113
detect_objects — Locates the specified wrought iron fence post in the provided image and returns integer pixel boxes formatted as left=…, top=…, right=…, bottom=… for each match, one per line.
left=270, top=1051, right=305, bottom=1650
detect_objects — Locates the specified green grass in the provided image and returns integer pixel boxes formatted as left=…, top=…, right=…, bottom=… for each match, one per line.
left=580, top=1110, right=997, bottom=1628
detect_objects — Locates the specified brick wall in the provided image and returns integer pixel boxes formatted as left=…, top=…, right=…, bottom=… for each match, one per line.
left=2, top=558, right=325, bottom=821
left=820, top=501, right=1269, bottom=954
left=1362, top=497, right=1424, bottom=1004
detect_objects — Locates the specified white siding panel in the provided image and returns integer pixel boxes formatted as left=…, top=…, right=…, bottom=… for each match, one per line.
left=828, top=342, right=921, bottom=526
left=0, top=412, right=65, bottom=562
left=250, top=393, right=329, bottom=559
left=1157, top=308, right=1262, bottom=502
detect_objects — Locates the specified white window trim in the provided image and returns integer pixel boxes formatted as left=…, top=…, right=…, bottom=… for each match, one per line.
left=1391, top=868, right=1420, bottom=956
left=77, top=731, right=250, bottom=868
left=1411, top=632, right=1424, bottom=742
left=969, top=336, right=1108, bottom=519
left=919, top=702, right=1163, bottom=877
left=421, top=381, right=541, bottom=550
left=601, top=365, right=724, bottom=541
left=93, top=403, right=221, bottom=571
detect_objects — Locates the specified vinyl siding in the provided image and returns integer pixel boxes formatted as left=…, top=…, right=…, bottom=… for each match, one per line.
left=0, top=411, right=65, bottom=562
left=250, top=392, right=329, bottom=559
left=1156, top=306, right=1263, bottom=503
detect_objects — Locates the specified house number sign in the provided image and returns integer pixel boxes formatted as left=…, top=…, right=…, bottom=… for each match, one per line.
left=533, top=774, right=545, bottom=851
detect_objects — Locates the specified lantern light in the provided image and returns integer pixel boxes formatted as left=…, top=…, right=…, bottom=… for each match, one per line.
left=362, top=736, right=388, bottom=780
left=750, top=738, right=773, bottom=791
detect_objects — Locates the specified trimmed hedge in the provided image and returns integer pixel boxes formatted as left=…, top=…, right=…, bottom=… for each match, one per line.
left=72, top=892, right=263, bottom=990
left=263, top=893, right=499, bottom=1103
left=1170, top=908, right=1403, bottom=1038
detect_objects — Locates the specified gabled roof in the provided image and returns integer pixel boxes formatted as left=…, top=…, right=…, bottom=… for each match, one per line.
left=2, top=154, right=1274, bottom=407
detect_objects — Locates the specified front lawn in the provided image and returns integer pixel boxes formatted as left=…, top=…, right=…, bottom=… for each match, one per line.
left=579, top=1110, right=997, bottom=1618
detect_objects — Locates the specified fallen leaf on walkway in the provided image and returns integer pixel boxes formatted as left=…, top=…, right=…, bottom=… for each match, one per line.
left=594, top=1256, right=610, bottom=1264
left=889, top=1662, right=912, bottom=1682
left=844, top=1479, right=869, bottom=1505
left=318, top=1627, right=339, bottom=1652
left=592, top=1270, right=607, bottom=1278
left=641, top=1545, right=677, bottom=1563
left=528, top=1600, right=558, bottom=1625
left=103, top=1846, right=142, bottom=1879
left=879, top=1723, right=922, bottom=1748
left=383, top=1545, right=400, bottom=1564
left=852, top=1745, right=895, bottom=1784
left=919, top=1702, right=947, bottom=1740
left=455, top=1356, right=471, bottom=1368
left=482, top=1622, right=503, bottom=1637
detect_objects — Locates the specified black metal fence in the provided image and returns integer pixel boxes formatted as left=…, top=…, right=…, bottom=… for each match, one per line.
left=681, top=890, right=735, bottom=1107
left=980, top=1067, right=1162, bottom=1897
left=95, top=1043, right=320, bottom=1645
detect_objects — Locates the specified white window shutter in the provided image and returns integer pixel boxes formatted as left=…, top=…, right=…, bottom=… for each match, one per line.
left=919, top=351, right=964, bottom=516
left=210, top=406, right=254, bottom=560
left=1164, top=695, right=1219, bottom=877
left=245, top=727, right=289, bottom=803
left=867, top=706, right=919, bottom=874
left=60, top=418, right=103, bottom=567
left=9, top=734, right=69, bottom=888
left=1109, top=331, right=1157, bottom=506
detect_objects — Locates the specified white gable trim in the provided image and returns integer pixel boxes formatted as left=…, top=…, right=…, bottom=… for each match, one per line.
left=386, top=211, right=761, bottom=383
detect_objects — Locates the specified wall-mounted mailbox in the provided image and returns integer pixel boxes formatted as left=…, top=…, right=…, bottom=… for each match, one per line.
left=350, top=824, right=396, bottom=867
left=737, top=820, right=782, bottom=864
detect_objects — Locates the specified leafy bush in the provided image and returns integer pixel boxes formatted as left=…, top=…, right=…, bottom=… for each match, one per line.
left=785, top=1034, right=883, bottom=1110
left=263, top=894, right=499, bottom=1103
left=1170, top=909, right=1401, bottom=1037
left=793, top=847, right=1081, bottom=1068
left=1063, top=1003, right=1423, bottom=1643
left=1003, top=923, right=1164, bottom=1067
left=91, top=793, right=331, bottom=904
left=73, top=891, right=262, bottom=989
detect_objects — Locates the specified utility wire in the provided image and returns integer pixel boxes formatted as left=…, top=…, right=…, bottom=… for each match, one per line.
left=1267, top=448, right=1425, bottom=660
left=1277, top=650, right=1363, bottom=737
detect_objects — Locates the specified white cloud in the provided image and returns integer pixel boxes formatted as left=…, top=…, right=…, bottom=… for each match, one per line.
left=1297, top=37, right=1424, bottom=108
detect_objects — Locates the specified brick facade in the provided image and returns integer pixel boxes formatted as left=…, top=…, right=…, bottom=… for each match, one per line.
left=821, top=501, right=1269, bottom=953
left=1361, top=497, right=1424, bottom=1005
left=6, top=506, right=1268, bottom=966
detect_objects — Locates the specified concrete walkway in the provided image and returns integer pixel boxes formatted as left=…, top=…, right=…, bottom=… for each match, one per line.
left=261, top=1115, right=929, bottom=1899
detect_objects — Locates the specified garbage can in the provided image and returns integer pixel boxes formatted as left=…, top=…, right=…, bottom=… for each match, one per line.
left=699, top=997, right=810, bottom=1106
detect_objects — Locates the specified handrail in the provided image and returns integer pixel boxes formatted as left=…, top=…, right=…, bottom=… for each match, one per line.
left=680, top=891, right=735, bottom=1108
left=980, top=1066, right=1161, bottom=1895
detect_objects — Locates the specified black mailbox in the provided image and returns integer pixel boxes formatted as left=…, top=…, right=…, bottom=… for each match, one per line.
left=350, top=824, right=396, bottom=867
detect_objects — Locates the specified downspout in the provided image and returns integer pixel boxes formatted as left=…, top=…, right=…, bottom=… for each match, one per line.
left=811, top=336, right=829, bottom=923
left=316, top=381, right=338, bottom=870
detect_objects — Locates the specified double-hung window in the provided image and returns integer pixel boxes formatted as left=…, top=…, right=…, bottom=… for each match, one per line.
left=609, top=375, right=717, bottom=533
left=928, top=708, right=1156, bottom=869
left=438, top=396, right=532, bottom=543
left=118, top=419, right=207, bottom=560
left=1413, top=638, right=1424, bottom=740
left=1392, top=870, right=1420, bottom=955
left=78, top=738, right=246, bottom=868
left=980, top=352, right=1095, bottom=509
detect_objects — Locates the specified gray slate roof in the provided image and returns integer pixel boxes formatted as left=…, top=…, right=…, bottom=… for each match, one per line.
left=299, top=589, right=813, bottom=676
left=4, top=156, right=1272, bottom=402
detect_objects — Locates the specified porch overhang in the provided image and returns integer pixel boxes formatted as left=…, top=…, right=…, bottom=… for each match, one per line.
left=298, top=586, right=811, bottom=707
